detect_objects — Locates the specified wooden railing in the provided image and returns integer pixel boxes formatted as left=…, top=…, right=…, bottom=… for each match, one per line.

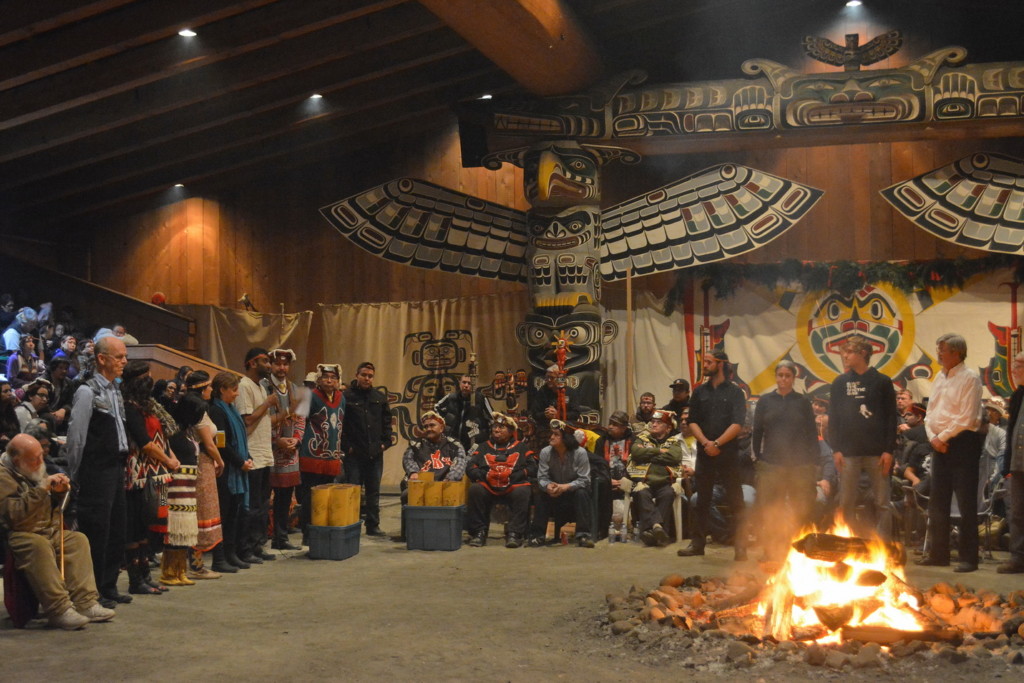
left=127, top=344, right=234, bottom=381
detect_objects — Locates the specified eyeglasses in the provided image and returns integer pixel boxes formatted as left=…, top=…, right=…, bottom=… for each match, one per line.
left=36, top=393, right=50, bottom=399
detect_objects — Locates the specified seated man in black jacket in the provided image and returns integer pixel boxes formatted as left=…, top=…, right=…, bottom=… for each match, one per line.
left=465, top=413, right=535, bottom=548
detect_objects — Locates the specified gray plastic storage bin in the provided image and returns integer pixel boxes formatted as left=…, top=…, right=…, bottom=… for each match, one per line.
left=307, top=521, right=361, bottom=560
left=405, top=505, right=464, bottom=551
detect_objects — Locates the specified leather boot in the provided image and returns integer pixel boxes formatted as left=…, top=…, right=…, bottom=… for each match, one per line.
left=159, top=549, right=185, bottom=586
left=175, top=549, right=195, bottom=585
left=160, top=549, right=195, bottom=586
left=210, top=544, right=238, bottom=573
left=224, top=542, right=250, bottom=570
left=128, top=548, right=162, bottom=595
left=187, top=549, right=221, bottom=580
left=141, top=551, right=169, bottom=592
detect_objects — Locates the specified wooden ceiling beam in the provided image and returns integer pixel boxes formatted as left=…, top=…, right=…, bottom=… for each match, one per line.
left=12, top=50, right=496, bottom=210
left=0, top=28, right=467, bottom=191
left=0, top=1, right=441, bottom=166
left=0, top=0, right=134, bottom=49
left=418, top=0, right=603, bottom=95
left=0, top=0, right=405, bottom=130
left=21, top=69, right=513, bottom=228
left=0, top=0, right=278, bottom=92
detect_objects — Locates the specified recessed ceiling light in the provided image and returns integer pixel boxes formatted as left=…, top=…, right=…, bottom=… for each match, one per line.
left=845, top=0, right=862, bottom=7
left=478, top=94, right=493, bottom=100
left=173, top=183, right=184, bottom=188
left=310, top=93, right=323, bottom=100
left=178, top=28, right=197, bottom=37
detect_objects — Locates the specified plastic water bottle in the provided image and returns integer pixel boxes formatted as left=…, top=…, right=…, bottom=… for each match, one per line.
left=608, top=522, right=617, bottom=543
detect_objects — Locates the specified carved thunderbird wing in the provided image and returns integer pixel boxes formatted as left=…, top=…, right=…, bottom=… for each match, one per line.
left=857, top=30, right=903, bottom=66
left=881, top=152, right=1024, bottom=253
left=802, top=35, right=847, bottom=68
left=320, top=178, right=529, bottom=281
left=599, top=164, right=823, bottom=280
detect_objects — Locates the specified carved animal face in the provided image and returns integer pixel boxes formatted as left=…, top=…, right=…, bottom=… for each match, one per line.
left=523, top=142, right=601, bottom=208
left=797, top=284, right=914, bottom=379
left=782, top=71, right=922, bottom=126
left=515, top=306, right=618, bottom=372
left=528, top=208, right=598, bottom=252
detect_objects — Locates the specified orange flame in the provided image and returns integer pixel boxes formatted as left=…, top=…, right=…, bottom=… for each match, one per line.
left=757, top=522, right=924, bottom=643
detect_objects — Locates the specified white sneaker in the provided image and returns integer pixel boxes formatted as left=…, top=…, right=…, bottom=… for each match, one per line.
left=78, top=602, right=116, bottom=622
left=49, top=606, right=90, bottom=630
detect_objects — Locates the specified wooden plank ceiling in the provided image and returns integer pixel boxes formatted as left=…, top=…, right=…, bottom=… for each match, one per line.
left=0, top=0, right=1020, bottom=237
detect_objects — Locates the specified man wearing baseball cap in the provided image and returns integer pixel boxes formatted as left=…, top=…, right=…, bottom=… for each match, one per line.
left=627, top=409, right=683, bottom=546
left=663, top=379, right=690, bottom=429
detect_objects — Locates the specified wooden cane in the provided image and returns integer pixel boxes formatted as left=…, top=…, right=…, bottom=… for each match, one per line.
left=58, top=488, right=70, bottom=580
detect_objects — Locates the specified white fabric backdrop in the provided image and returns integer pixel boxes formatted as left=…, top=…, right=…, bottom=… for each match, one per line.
left=320, top=292, right=531, bottom=488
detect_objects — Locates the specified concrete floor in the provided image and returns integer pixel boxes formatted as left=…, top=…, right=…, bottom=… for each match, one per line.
left=2, top=499, right=1022, bottom=682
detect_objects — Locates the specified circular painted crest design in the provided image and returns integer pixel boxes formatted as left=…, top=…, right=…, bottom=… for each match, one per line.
left=796, top=283, right=915, bottom=382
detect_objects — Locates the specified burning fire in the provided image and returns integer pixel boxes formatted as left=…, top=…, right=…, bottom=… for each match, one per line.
left=758, top=523, right=925, bottom=643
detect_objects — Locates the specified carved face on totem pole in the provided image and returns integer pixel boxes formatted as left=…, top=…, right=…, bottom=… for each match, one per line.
left=515, top=303, right=618, bottom=409
left=522, top=141, right=602, bottom=311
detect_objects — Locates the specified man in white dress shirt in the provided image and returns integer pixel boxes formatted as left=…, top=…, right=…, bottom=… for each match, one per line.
left=919, top=333, right=983, bottom=573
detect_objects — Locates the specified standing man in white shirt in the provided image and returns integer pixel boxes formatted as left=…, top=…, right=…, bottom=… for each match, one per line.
left=919, top=333, right=983, bottom=573
left=236, top=347, right=277, bottom=564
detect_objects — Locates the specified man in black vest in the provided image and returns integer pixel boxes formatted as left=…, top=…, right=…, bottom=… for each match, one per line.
left=64, top=335, right=130, bottom=608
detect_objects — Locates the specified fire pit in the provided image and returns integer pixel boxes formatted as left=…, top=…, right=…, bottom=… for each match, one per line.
left=602, top=525, right=1024, bottom=672
left=760, top=526, right=941, bottom=644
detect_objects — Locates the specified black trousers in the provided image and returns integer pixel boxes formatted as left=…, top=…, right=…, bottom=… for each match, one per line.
left=345, top=454, right=383, bottom=531
left=634, top=483, right=675, bottom=533
left=530, top=485, right=592, bottom=538
left=297, top=472, right=334, bottom=535
left=244, top=467, right=271, bottom=554
left=927, top=430, right=982, bottom=564
left=76, top=462, right=126, bottom=596
left=216, top=475, right=244, bottom=553
left=692, top=450, right=745, bottom=550
left=466, top=483, right=532, bottom=536
left=272, top=486, right=295, bottom=543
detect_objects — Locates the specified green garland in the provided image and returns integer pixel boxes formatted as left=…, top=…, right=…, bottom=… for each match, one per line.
left=664, top=254, right=1024, bottom=313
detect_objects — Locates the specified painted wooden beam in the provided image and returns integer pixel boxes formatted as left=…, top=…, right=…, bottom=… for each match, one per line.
left=419, top=0, right=603, bottom=96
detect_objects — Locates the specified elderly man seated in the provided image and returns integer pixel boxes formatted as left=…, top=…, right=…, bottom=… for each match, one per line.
left=627, top=409, right=684, bottom=546
left=0, top=434, right=115, bottom=629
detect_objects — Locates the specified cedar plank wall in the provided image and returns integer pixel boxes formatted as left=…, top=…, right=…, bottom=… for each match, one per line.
left=89, top=124, right=530, bottom=312
left=89, top=121, right=1024, bottom=312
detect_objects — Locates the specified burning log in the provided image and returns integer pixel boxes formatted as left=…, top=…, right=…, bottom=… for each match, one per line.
left=855, top=569, right=887, bottom=587
left=840, top=624, right=962, bottom=645
left=813, top=604, right=854, bottom=631
left=792, top=533, right=872, bottom=562
left=792, top=532, right=903, bottom=565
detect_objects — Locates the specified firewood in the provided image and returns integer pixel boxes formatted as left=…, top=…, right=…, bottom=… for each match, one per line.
left=813, top=604, right=854, bottom=631
left=840, top=625, right=962, bottom=644
left=709, top=583, right=762, bottom=610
